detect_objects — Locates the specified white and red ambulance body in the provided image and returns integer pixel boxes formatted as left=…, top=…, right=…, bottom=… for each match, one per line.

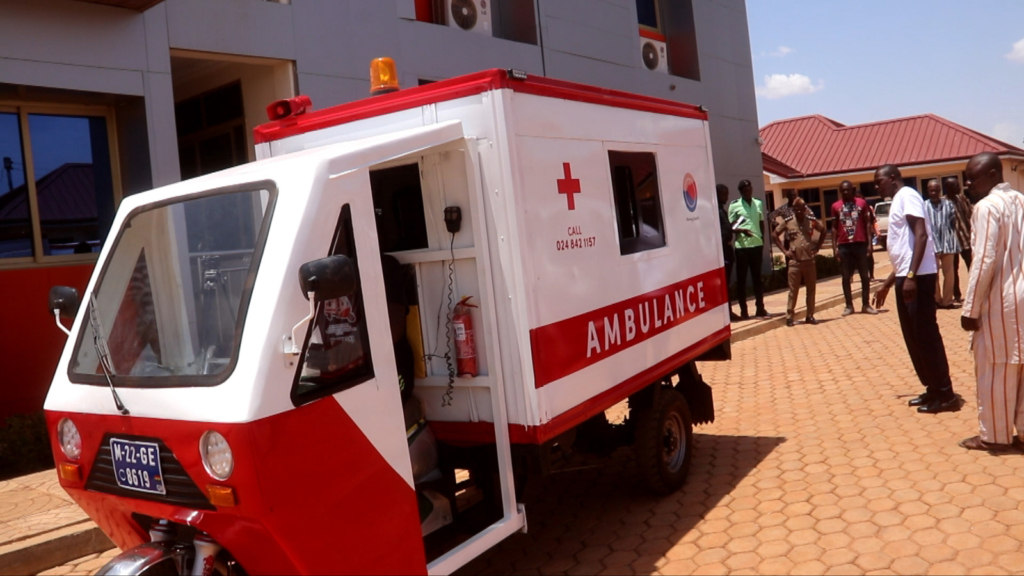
left=44, top=69, right=730, bottom=575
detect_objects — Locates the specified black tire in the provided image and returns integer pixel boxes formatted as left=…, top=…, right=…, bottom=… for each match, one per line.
left=633, top=388, right=693, bottom=495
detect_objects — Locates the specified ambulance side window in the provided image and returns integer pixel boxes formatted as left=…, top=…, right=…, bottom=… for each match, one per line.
left=608, top=151, right=666, bottom=255
left=291, top=204, right=374, bottom=406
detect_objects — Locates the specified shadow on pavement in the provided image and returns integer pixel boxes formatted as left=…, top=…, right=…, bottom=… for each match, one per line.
left=456, top=433, right=785, bottom=575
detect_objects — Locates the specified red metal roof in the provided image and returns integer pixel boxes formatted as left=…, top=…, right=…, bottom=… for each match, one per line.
left=760, top=114, right=1024, bottom=178
left=760, top=152, right=800, bottom=179
left=0, top=164, right=98, bottom=223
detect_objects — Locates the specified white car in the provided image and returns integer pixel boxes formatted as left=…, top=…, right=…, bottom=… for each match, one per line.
left=873, top=201, right=891, bottom=250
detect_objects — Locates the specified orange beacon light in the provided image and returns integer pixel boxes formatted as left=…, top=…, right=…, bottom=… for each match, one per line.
left=370, top=57, right=400, bottom=95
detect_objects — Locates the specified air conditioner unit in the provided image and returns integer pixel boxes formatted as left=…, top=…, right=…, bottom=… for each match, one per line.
left=446, top=0, right=492, bottom=36
left=640, top=36, right=668, bottom=74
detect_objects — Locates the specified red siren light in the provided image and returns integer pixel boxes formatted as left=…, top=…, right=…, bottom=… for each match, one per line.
left=266, top=95, right=313, bottom=121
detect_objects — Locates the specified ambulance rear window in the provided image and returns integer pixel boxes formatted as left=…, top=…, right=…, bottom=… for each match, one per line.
left=608, top=151, right=666, bottom=255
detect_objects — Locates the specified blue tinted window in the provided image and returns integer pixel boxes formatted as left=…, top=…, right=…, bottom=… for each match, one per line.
left=636, top=0, right=659, bottom=29
left=29, top=114, right=115, bottom=255
left=0, top=113, right=32, bottom=259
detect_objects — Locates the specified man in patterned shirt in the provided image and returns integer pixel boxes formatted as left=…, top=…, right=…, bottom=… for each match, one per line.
left=831, top=180, right=878, bottom=315
left=944, top=176, right=973, bottom=303
left=925, top=179, right=960, bottom=309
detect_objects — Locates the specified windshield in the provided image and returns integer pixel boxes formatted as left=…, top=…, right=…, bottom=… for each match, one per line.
left=70, top=183, right=275, bottom=386
left=874, top=203, right=890, bottom=217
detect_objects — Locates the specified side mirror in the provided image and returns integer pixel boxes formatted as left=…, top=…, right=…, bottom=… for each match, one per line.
left=49, top=286, right=80, bottom=320
left=298, top=255, right=357, bottom=302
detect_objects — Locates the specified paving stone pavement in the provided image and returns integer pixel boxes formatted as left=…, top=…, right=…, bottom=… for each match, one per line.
left=35, top=548, right=119, bottom=576
left=729, top=247, right=892, bottom=335
left=455, top=270, right=1024, bottom=575
left=45, top=256, right=1023, bottom=576
left=0, top=471, right=90, bottom=549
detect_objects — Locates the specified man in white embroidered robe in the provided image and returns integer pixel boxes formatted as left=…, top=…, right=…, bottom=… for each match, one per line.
left=959, top=152, right=1024, bottom=451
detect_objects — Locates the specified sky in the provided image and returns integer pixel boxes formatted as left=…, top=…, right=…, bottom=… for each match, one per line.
left=747, top=0, right=1024, bottom=146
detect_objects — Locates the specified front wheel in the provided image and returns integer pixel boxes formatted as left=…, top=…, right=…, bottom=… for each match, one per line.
left=96, top=543, right=182, bottom=576
left=633, top=388, right=693, bottom=495
left=96, top=543, right=236, bottom=576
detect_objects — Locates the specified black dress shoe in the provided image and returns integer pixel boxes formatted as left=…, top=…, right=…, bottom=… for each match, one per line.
left=786, top=318, right=794, bottom=327
left=730, top=312, right=743, bottom=322
left=908, top=393, right=931, bottom=407
left=740, top=311, right=750, bottom=320
left=756, top=309, right=771, bottom=318
left=918, top=395, right=961, bottom=414
left=805, top=317, right=818, bottom=325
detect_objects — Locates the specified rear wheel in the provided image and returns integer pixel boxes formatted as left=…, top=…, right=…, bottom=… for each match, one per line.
left=633, top=388, right=693, bottom=495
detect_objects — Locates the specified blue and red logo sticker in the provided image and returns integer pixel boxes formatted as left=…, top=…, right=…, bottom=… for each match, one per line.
left=683, top=173, right=698, bottom=212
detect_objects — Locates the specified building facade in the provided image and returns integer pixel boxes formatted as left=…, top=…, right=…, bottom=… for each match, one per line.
left=0, top=0, right=762, bottom=419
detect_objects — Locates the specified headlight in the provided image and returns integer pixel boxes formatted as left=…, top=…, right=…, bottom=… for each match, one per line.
left=57, top=418, right=82, bottom=460
left=199, top=431, right=234, bottom=481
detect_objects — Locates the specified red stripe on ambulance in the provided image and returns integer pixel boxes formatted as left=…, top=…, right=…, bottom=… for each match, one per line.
left=530, top=268, right=727, bottom=388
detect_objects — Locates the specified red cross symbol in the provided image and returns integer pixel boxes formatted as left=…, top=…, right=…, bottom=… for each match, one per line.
left=557, top=163, right=581, bottom=211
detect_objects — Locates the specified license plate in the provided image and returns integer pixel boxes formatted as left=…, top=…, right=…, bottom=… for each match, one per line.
left=109, top=439, right=166, bottom=495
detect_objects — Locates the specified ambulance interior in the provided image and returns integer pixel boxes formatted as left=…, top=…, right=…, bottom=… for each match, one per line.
left=306, top=144, right=510, bottom=559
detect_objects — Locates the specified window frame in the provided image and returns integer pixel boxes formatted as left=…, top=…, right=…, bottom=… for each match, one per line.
left=636, top=0, right=664, bottom=34
left=290, top=203, right=375, bottom=407
left=0, top=101, right=122, bottom=270
left=175, top=80, right=250, bottom=177
left=607, top=149, right=668, bottom=256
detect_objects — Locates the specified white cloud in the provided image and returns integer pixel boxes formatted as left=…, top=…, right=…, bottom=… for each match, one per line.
left=756, top=74, right=824, bottom=99
left=992, top=122, right=1021, bottom=144
left=1006, top=38, right=1024, bottom=62
left=758, top=46, right=795, bottom=58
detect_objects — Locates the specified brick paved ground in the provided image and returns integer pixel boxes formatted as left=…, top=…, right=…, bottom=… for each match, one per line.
left=0, top=470, right=90, bottom=548
left=729, top=246, right=891, bottom=332
left=36, top=548, right=119, bottom=575
left=46, top=257, right=1024, bottom=576
left=457, top=268, right=1024, bottom=575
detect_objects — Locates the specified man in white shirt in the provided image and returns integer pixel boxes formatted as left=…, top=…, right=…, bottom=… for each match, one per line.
left=872, top=165, right=960, bottom=414
left=959, top=152, right=1024, bottom=451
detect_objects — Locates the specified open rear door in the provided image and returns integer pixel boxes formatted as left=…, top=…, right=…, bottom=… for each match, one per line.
left=291, top=121, right=524, bottom=574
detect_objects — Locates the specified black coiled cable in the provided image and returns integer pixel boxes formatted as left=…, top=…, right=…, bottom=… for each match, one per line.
left=441, top=233, right=456, bottom=407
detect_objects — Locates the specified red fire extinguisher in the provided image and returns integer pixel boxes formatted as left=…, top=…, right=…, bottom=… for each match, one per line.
left=453, top=296, right=478, bottom=377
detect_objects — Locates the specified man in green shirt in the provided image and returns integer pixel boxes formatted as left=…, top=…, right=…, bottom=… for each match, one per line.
left=728, top=180, right=770, bottom=319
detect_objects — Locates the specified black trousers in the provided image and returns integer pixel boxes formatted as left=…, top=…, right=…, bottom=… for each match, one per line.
left=894, top=274, right=954, bottom=398
left=723, top=244, right=734, bottom=301
left=952, top=249, right=973, bottom=301
left=839, top=242, right=871, bottom=308
left=734, top=246, right=765, bottom=314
